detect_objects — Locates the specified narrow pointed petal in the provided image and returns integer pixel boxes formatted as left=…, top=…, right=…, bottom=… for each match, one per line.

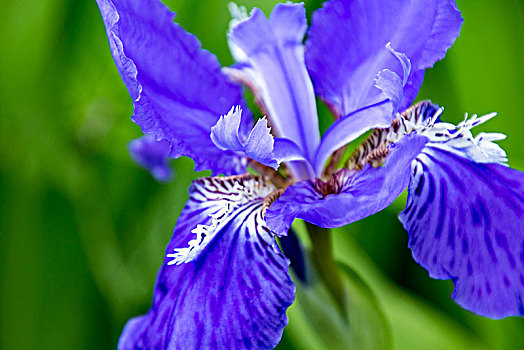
left=273, top=138, right=308, bottom=163
left=313, top=99, right=394, bottom=176
left=306, top=0, right=463, bottom=116
left=119, top=175, right=295, bottom=349
left=96, top=0, right=249, bottom=175
left=228, top=3, right=320, bottom=162
left=128, top=135, right=173, bottom=182
left=266, top=133, right=428, bottom=236
left=400, top=147, right=524, bottom=318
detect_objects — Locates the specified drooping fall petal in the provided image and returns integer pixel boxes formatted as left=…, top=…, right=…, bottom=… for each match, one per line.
left=119, top=175, right=295, bottom=349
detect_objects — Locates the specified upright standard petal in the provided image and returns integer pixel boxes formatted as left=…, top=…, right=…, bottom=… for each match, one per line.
left=400, top=147, right=524, bottom=318
left=119, top=175, right=295, bottom=349
left=128, top=135, right=173, bottom=182
left=306, top=0, right=463, bottom=116
left=96, top=0, right=250, bottom=175
left=227, top=3, right=320, bottom=164
left=266, top=133, right=428, bottom=236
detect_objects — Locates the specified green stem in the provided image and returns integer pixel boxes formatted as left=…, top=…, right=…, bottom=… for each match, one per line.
left=305, top=223, right=347, bottom=318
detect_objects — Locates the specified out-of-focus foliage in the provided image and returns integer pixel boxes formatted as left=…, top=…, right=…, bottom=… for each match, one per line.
left=0, top=0, right=522, bottom=349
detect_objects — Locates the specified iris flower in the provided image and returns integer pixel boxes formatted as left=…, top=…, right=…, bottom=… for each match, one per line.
left=97, top=0, right=524, bottom=348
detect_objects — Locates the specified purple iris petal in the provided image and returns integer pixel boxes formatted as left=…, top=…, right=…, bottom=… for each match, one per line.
left=96, top=0, right=250, bottom=175
left=279, top=228, right=307, bottom=283
left=375, top=70, right=403, bottom=110
left=211, top=106, right=307, bottom=170
left=210, top=106, right=245, bottom=153
left=128, top=135, right=173, bottom=182
left=119, top=175, right=295, bottom=349
left=306, top=0, right=463, bottom=116
left=228, top=3, right=320, bottom=165
left=244, top=117, right=279, bottom=169
left=400, top=147, right=524, bottom=318
left=374, top=43, right=411, bottom=112
left=266, top=133, right=428, bottom=236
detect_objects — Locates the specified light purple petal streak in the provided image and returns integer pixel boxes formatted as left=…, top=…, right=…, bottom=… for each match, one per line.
left=266, top=133, right=428, bottom=236
left=400, top=147, right=524, bottom=318
left=96, top=0, right=250, bottom=175
left=273, top=138, right=308, bottom=163
left=306, top=0, right=463, bottom=116
left=128, top=135, right=173, bottom=182
left=228, top=3, right=320, bottom=164
left=375, top=43, right=411, bottom=112
left=119, top=176, right=295, bottom=349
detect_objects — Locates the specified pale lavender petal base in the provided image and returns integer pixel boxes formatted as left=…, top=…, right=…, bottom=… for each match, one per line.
left=96, top=0, right=249, bottom=175
left=266, top=133, right=428, bottom=236
left=400, top=147, right=524, bottom=318
left=119, top=176, right=295, bottom=349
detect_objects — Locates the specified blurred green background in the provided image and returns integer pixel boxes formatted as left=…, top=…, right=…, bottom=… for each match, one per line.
left=1, top=0, right=523, bottom=348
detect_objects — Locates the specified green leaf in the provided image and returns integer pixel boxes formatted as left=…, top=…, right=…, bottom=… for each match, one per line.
left=332, top=231, right=489, bottom=350
left=280, top=252, right=390, bottom=350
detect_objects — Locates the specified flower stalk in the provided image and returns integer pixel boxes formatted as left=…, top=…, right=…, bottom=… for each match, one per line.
left=305, top=222, right=347, bottom=319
